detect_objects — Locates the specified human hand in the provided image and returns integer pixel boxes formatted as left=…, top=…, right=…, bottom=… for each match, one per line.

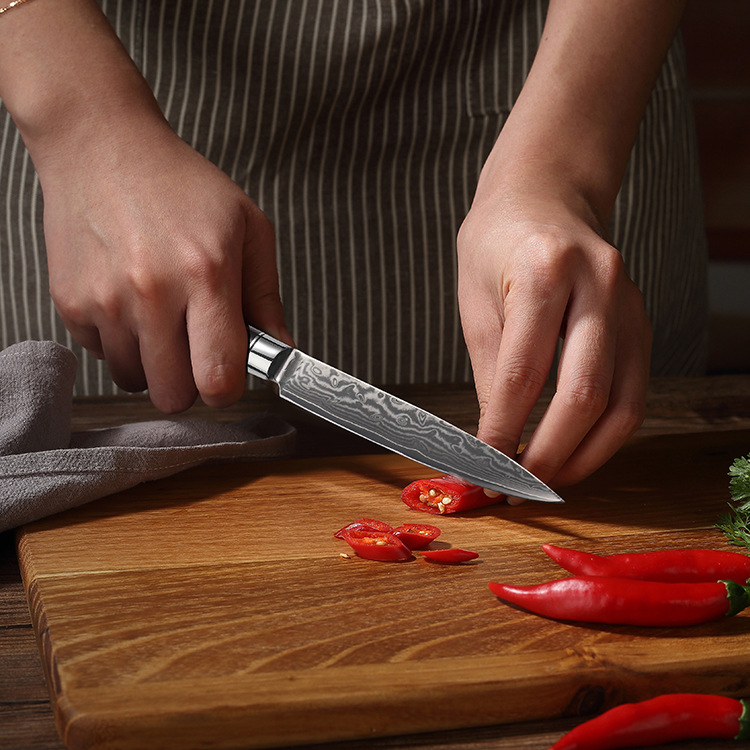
left=457, top=170, right=651, bottom=499
left=39, top=121, right=290, bottom=413
left=0, top=0, right=288, bottom=413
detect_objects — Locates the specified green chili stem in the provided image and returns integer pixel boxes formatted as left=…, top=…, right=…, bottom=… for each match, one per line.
left=736, top=698, right=750, bottom=741
left=723, top=580, right=750, bottom=618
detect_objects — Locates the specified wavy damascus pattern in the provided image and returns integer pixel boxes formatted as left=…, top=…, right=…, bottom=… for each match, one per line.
left=275, top=351, right=561, bottom=503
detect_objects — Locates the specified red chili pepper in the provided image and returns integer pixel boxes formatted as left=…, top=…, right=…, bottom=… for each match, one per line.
left=421, top=548, right=479, bottom=563
left=488, top=576, right=750, bottom=626
left=402, top=476, right=495, bottom=514
left=543, top=544, right=750, bottom=584
left=340, top=528, right=412, bottom=561
left=392, top=523, right=441, bottom=550
left=550, top=693, right=750, bottom=750
left=334, top=518, right=393, bottom=539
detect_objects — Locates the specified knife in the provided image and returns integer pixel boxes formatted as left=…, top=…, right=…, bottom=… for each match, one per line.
left=246, top=326, right=562, bottom=503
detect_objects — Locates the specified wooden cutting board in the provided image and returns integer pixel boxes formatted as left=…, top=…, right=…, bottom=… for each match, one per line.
left=17, top=428, right=750, bottom=750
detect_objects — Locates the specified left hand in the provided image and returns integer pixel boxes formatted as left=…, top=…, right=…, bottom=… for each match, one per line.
left=457, top=167, right=651, bottom=496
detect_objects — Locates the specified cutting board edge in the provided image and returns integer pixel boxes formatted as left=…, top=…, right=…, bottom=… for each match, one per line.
left=49, top=644, right=750, bottom=750
left=51, top=662, right=596, bottom=750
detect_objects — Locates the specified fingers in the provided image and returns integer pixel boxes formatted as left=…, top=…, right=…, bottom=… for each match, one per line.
left=57, top=199, right=286, bottom=413
left=542, top=285, right=651, bottom=488
left=463, top=233, right=650, bottom=502
left=472, top=278, right=566, bottom=461
left=510, top=268, right=650, bottom=501
left=150, top=202, right=286, bottom=411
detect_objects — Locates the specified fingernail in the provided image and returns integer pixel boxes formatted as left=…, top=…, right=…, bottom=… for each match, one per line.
left=506, top=496, right=526, bottom=506
left=483, top=488, right=501, bottom=498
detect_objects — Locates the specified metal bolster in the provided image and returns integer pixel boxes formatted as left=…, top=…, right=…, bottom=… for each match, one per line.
left=246, top=327, right=290, bottom=381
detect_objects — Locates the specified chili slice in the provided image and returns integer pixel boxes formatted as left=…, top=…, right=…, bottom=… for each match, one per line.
left=550, top=693, right=750, bottom=750
left=334, top=518, right=393, bottom=539
left=543, top=544, right=750, bottom=584
left=488, top=576, right=750, bottom=626
left=392, top=523, right=441, bottom=550
left=402, top=476, right=495, bottom=514
left=421, top=548, right=479, bottom=564
left=340, top=528, right=412, bottom=562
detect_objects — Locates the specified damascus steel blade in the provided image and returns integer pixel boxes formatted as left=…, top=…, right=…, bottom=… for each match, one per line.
left=247, top=327, right=562, bottom=503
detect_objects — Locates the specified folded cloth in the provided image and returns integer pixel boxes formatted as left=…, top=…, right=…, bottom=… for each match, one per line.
left=0, top=341, right=296, bottom=532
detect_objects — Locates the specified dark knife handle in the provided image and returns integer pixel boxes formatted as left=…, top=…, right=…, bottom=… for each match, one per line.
left=246, top=326, right=292, bottom=381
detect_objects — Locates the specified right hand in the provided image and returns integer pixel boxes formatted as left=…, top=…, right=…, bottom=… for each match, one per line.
left=40, top=121, right=290, bottom=413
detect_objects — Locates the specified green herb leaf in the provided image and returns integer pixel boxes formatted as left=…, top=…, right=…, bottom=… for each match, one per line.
left=729, top=454, right=750, bottom=513
left=716, top=454, right=750, bottom=550
left=716, top=505, right=750, bottom=549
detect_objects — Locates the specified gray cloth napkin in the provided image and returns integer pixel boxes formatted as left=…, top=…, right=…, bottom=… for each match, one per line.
left=0, top=341, right=296, bottom=532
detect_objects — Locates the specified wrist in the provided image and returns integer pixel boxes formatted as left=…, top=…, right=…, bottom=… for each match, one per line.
left=482, top=0, right=686, bottom=225
left=475, top=132, right=614, bottom=238
left=0, top=0, right=166, bottom=175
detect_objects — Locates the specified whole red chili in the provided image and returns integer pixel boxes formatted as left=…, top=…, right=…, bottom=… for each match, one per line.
left=392, top=523, right=441, bottom=550
left=402, top=476, right=494, bottom=514
left=550, top=693, right=750, bottom=749
left=421, top=548, right=479, bottom=564
left=488, top=576, right=750, bottom=626
left=543, top=544, right=750, bottom=584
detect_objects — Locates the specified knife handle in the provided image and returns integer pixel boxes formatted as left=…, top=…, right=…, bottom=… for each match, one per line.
left=246, top=326, right=292, bottom=381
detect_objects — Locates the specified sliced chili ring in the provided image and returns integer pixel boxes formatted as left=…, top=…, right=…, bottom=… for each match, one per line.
left=420, top=548, right=479, bottom=564
left=334, top=518, right=394, bottom=539
left=401, top=476, right=494, bottom=514
left=341, top=528, right=412, bottom=561
left=392, top=523, right=441, bottom=550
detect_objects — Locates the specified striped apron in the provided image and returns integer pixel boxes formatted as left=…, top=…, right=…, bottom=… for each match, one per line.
left=0, top=0, right=708, bottom=396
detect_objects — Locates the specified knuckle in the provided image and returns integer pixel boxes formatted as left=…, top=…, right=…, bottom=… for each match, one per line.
left=95, top=288, right=126, bottom=321
left=125, top=254, right=169, bottom=306
left=244, top=203, right=277, bottom=250
left=53, top=280, right=121, bottom=326
left=559, top=374, right=611, bottom=417
left=514, top=232, right=579, bottom=294
left=476, top=424, right=519, bottom=459
left=501, top=360, right=549, bottom=400
left=51, top=293, right=86, bottom=326
left=198, top=362, right=243, bottom=406
left=180, top=245, right=231, bottom=289
left=525, top=456, right=560, bottom=486
left=595, top=247, right=628, bottom=291
left=526, top=230, right=571, bottom=266
left=456, top=217, right=477, bottom=256
left=608, top=398, right=646, bottom=439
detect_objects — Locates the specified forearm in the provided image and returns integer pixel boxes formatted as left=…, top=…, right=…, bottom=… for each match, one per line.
left=0, top=0, right=167, bottom=175
left=481, top=0, right=686, bottom=224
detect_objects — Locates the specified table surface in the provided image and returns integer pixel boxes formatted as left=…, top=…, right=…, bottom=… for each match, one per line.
left=4, top=375, right=750, bottom=750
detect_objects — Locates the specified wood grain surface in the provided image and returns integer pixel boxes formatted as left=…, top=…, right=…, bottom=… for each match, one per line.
left=16, top=421, right=750, bottom=750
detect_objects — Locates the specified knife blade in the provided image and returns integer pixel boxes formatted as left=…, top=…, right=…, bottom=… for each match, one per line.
left=246, top=326, right=562, bottom=503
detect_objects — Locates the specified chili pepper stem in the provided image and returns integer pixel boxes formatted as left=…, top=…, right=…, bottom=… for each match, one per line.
left=737, top=699, right=750, bottom=740
left=725, top=580, right=750, bottom=617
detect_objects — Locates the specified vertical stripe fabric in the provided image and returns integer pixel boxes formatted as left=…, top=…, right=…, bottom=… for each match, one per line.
left=0, top=0, right=707, bottom=396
